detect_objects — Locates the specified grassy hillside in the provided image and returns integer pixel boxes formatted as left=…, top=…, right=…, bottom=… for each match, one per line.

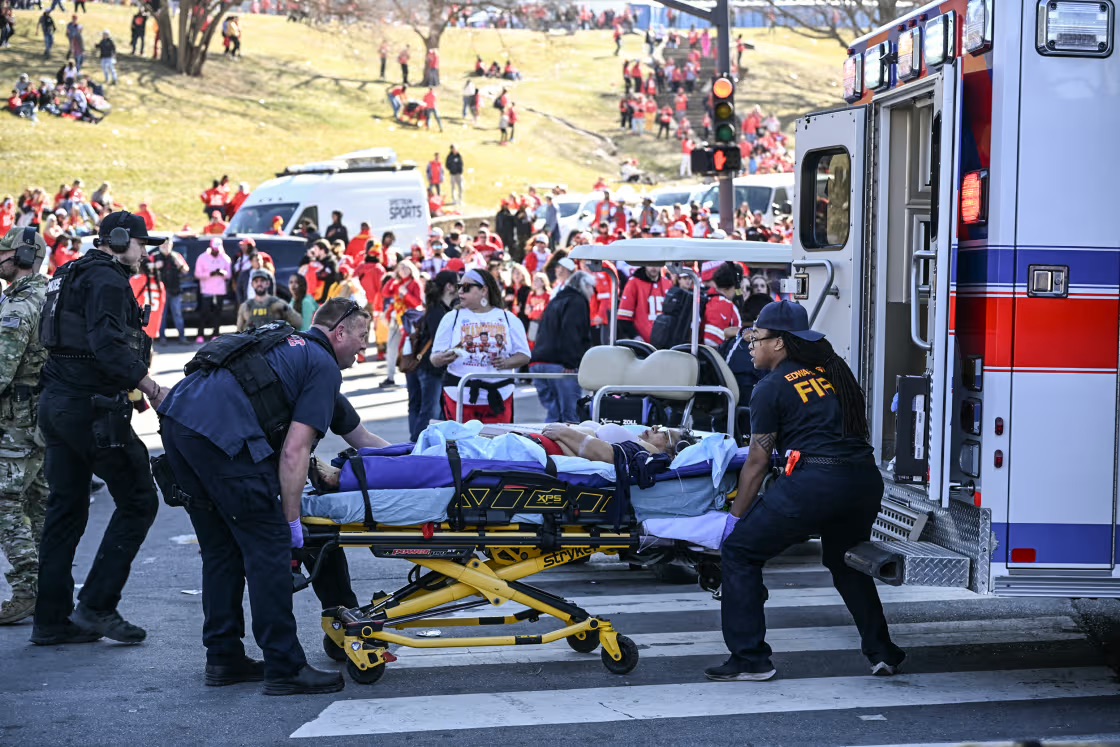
left=0, top=7, right=845, bottom=229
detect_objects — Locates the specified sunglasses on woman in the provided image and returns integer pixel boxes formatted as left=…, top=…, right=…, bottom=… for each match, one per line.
left=458, top=282, right=482, bottom=292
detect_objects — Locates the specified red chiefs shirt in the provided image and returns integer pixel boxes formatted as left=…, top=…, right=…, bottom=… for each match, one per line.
left=617, top=272, right=673, bottom=343
left=703, top=288, right=741, bottom=347
left=589, top=266, right=615, bottom=327
left=526, top=291, right=549, bottom=322
left=130, top=274, right=165, bottom=339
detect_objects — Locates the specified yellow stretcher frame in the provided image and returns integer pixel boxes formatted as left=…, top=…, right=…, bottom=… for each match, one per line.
left=304, top=517, right=643, bottom=685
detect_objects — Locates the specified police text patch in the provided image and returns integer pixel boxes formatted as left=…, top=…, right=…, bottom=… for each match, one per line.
left=0, top=316, right=21, bottom=329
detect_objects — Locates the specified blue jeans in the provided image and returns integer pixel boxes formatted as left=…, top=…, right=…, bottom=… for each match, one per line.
left=407, top=368, right=444, bottom=441
left=44, top=31, right=54, bottom=55
left=159, top=293, right=184, bottom=340
left=720, top=463, right=903, bottom=670
left=388, top=94, right=401, bottom=118
left=531, top=363, right=582, bottom=423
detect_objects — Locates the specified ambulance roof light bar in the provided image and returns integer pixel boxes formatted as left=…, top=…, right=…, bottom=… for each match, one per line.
left=1037, top=1, right=1114, bottom=57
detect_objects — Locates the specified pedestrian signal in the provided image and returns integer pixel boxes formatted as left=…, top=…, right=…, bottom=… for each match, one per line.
left=713, top=144, right=741, bottom=174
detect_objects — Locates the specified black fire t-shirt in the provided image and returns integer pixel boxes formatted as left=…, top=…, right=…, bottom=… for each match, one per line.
left=749, top=358, right=873, bottom=462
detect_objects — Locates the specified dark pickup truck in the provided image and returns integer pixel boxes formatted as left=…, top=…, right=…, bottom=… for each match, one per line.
left=158, top=235, right=310, bottom=327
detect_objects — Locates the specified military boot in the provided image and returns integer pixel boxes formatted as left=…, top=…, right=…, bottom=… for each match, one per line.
left=0, top=595, right=35, bottom=625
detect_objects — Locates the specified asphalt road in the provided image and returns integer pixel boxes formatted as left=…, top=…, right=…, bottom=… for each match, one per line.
left=1, top=342, right=1118, bottom=746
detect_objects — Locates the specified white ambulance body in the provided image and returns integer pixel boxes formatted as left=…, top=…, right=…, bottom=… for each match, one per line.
left=791, top=0, right=1120, bottom=596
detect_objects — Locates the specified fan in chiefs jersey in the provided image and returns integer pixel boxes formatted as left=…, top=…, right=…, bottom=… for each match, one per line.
left=701, top=261, right=744, bottom=347
left=617, top=264, right=673, bottom=343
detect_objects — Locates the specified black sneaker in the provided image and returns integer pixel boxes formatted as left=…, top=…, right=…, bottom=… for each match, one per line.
left=263, top=664, right=345, bottom=696
left=29, top=621, right=103, bottom=646
left=205, top=657, right=266, bottom=687
left=70, top=604, right=146, bottom=644
left=378, top=378, right=397, bottom=388
left=704, top=657, right=777, bottom=682
left=871, top=651, right=906, bottom=677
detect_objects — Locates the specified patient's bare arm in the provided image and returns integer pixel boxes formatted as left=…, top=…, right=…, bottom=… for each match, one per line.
left=541, top=424, right=615, bottom=463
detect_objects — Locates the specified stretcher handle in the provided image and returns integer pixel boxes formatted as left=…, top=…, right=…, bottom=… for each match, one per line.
left=468, top=469, right=565, bottom=484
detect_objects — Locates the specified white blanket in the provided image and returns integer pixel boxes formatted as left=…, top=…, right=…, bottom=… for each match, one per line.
left=643, top=511, right=732, bottom=551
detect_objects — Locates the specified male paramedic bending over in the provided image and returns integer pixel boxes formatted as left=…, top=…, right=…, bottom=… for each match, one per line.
left=158, top=299, right=372, bottom=696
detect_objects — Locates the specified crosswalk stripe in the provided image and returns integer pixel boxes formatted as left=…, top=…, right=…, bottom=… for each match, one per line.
left=290, top=666, right=1119, bottom=737
left=440, top=584, right=977, bottom=618
left=526, top=564, right=826, bottom=584
left=385, top=615, right=1081, bottom=669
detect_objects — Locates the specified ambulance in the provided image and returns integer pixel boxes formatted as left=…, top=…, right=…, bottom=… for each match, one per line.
left=790, top=0, right=1120, bottom=596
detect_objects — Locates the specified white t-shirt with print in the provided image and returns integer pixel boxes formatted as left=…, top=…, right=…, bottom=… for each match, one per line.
left=433, top=306, right=531, bottom=402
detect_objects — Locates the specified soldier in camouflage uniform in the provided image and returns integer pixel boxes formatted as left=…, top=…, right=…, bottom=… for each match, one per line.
left=0, top=227, right=49, bottom=625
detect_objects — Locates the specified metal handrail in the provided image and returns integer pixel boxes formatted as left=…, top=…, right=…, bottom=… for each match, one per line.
left=909, top=249, right=935, bottom=351
left=454, top=371, right=580, bottom=423
left=790, top=258, right=838, bottom=326
left=591, top=385, right=737, bottom=436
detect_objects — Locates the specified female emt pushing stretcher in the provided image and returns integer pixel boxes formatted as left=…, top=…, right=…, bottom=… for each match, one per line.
left=706, top=301, right=906, bottom=682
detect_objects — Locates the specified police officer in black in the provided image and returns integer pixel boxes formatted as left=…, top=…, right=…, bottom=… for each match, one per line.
left=158, top=299, right=378, bottom=695
left=32, top=211, right=168, bottom=646
left=706, top=301, right=905, bottom=682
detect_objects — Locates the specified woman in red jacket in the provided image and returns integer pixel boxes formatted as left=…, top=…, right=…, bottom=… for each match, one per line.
left=381, top=259, right=424, bottom=388
left=525, top=272, right=551, bottom=348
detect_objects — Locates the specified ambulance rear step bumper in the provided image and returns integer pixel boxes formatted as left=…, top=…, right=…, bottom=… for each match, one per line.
left=845, top=540, right=971, bottom=588
left=993, top=574, right=1120, bottom=598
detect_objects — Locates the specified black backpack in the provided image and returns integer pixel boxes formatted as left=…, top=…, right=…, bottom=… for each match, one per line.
left=650, top=286, right=707, bottom=350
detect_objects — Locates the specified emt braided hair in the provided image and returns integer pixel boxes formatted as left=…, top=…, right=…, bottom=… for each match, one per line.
left=779, top=333, right=870, bottom=441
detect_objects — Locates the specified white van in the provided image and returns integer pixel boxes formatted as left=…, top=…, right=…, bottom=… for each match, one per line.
left=697, top=173, right=794, bottom=225
left=226, top=148, right=430, bottom=249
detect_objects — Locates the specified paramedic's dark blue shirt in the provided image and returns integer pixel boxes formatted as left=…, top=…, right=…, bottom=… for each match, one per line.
left=160, top=327, right=342, bottom=462
left=749, top=358, right=873, bottom=462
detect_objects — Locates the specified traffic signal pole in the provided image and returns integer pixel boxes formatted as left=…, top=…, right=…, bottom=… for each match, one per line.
left=652, top=0, right=736, bottom=234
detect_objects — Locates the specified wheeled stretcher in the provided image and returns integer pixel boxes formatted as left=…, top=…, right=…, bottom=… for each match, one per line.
left=300, top=440, right=744, bottom=684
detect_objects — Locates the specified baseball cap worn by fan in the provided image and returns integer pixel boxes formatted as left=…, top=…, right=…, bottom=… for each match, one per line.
left=700, top=260, right=722, bottom=283
left=755, top=300, right=824, bottom=342
left=249, top=269, right=272, bottom=283
left=558, top=257, right=577, bottom=272
left=99, top=211, right=164, bottom=246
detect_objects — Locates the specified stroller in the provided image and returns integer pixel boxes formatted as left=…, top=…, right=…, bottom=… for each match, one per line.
left=398, top=100, right=430, bottom=127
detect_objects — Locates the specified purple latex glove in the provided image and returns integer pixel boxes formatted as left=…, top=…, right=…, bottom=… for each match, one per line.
left=721, top=514, right=740, bottom=547
left=289, top=518, right=304, bottom=549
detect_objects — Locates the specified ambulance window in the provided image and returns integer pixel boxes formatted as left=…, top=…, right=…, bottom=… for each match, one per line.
left=295, top=206, right=319, bottom=231
left=800, top=149, right=851, bottom=250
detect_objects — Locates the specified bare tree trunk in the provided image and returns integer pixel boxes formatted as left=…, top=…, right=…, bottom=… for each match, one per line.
left=421, top=24, right=443, bottom=86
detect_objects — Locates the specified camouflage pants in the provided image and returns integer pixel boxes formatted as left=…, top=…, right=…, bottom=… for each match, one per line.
left=0, top=426, right=47, bottom=598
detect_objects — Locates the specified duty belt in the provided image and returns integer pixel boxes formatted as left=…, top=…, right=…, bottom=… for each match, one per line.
left=799, top=456, right=854, bottom=466
left=49, top=351, right=96, bottom=359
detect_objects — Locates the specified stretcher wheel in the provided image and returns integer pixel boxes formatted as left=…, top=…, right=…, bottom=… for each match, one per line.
left=566, top=630, right=600, bottom=653
left=322, top=634, right=347, bottom=663
left=601, top=635, right=639, bottom=675
left=651, top=563, right=699, bottom=585
left=346, top=659, right=386, bottom=685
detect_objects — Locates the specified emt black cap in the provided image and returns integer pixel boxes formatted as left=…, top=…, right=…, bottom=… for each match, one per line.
left=98, top=211, right=164, bottom=246
left=755, top=300, right=824, bottom=342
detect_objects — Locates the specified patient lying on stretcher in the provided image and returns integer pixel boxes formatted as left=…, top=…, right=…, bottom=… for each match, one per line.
left=309, top=423, right=699, bottom=491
